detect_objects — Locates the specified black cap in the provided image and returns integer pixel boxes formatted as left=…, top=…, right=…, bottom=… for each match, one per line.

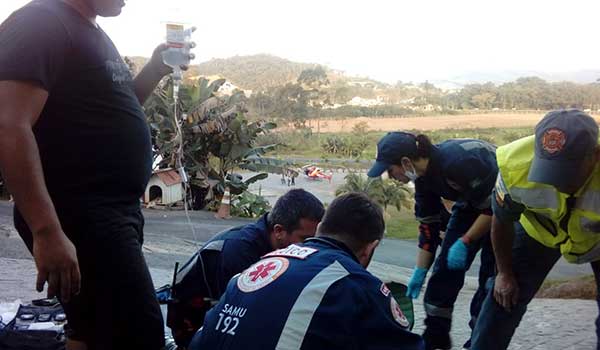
left=528, top=109, right=598, bottom=188
left=368, top=132, right=417, bottom=177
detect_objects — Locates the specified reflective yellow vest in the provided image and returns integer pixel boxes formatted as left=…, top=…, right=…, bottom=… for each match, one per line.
left=496, top=135, right=600, bottom=264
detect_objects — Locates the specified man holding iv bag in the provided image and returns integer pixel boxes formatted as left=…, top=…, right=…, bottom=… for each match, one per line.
left=0, top=0, right=193, bottom=348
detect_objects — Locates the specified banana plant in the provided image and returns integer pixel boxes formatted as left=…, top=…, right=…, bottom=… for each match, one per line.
left=145, top=77, right=286, bottom=209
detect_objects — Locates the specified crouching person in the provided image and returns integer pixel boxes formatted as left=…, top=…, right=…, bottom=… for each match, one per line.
left=189, top=192, right=425, bottom=350
left=166, top=188, right=324, bottom=347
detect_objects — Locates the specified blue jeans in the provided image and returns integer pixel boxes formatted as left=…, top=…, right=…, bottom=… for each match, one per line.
left=422, top=204, right=496, bottom=349
left=471, top=223, right=600, bottom=350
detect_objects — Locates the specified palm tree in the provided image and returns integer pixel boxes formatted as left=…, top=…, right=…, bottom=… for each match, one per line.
left=335, top=173, right=413, bottom=211
left=381, top=178, right=413, bottom=211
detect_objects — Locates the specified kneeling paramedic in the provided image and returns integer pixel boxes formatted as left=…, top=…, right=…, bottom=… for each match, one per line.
left=164, top=188, right=324, bottom=347
left=189, top=192, right=425, bottom=350
left=471, top=110, right=600, bottom=350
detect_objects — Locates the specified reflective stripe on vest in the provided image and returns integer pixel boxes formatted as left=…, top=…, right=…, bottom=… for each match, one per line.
left=580, top=217, right=600, bottom=234
left=577, top=191, right=600, bottom=213
left=509, top=187, right=558, bottom=210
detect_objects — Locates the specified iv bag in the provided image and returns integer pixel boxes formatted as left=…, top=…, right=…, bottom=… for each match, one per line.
left=162, top=23, right=195, bottom=81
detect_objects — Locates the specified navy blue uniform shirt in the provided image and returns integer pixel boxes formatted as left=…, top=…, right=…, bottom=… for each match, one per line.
left=190, top=237, right=425, bottom=350
left=174, top=214, right=273, bottom=301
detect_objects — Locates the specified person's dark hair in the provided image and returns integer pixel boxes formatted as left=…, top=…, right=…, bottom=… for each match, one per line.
left=317, top=192, right=385, bottom=251
left=414, top=134, right=433, bottom=159
left=388, top=132, right=433, bottom=164
left=268, top=189, right=324, bottom=232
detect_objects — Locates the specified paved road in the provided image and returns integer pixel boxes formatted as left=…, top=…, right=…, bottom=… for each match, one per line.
left=0, top=201, right=591, bottom=280
left=246, top=170, right=351, bottom=206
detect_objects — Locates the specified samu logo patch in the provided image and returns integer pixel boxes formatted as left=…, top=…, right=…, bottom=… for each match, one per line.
left=237, top=257, right=289, bottom=293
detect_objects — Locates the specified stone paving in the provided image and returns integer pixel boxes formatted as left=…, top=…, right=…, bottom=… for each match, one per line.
left=411, top=291, right=597, bottom=350
left=1, top=257, right=597, bottom=349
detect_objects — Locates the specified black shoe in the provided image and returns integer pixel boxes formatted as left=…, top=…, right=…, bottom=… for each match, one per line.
left=423, top=331, right=452, bottom=350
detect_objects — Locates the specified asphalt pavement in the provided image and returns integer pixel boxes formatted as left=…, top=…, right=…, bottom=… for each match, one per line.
left=0, top=201, right=591, bottom=280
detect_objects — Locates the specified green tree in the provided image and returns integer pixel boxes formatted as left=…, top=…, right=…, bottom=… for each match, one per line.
left=298, top=66, right=331, bottom=133
left=297, top=65, right=329, bottom=88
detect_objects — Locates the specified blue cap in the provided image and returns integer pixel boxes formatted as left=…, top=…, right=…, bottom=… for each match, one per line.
left=528, top=109, right=598, bottom=188
left=368, top=132, right=418, bottom=177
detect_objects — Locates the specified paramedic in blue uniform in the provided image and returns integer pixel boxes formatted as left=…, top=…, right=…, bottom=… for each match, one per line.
left=368, top=132, right=497, bottom=350
left=189, top=192, right=424, bottom=350
left=166, top=188, right=324, bottom=347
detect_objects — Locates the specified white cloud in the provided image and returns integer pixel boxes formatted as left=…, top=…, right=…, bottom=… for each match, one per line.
left=1, top=0, right=599, bottom=83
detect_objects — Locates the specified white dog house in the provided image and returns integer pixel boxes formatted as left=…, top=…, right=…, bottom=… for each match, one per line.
left=144, top=169, right=184, bottom=205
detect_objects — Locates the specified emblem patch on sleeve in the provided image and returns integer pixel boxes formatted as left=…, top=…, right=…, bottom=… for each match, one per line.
left=390, top=297, right=410, bottom=328
left=237, top=257, right=289, bottom=293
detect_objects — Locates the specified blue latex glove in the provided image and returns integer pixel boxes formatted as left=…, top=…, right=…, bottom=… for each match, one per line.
left=155, top=286, right=172, bottom=304
left=406, top=267, right=427, bottom=299
left=447, top=238, right=469, bottom=270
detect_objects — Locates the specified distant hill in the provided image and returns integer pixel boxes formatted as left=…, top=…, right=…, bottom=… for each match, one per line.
left=123, top=54, right=325, bottom=90
left=438, top=69, right=600, bottom=89
left=189, top=54, right=318, bottom=92
left=124, top=53, right=600, bottom=92
left=188, top=54, right=390, bottom=91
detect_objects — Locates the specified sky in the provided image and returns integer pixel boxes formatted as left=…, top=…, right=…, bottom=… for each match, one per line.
left=1, top=0, right=599, bottom=83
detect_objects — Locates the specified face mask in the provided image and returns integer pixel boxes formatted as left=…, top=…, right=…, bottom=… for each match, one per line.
left=402, top=160, right=419, bottom=182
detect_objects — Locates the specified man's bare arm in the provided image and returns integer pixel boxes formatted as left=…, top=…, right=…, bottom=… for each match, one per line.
left=133, top=57, right=165, bottom=105
left=0, top=80, right=80, bottom=301
left=491, top=214, right=519, bottom=311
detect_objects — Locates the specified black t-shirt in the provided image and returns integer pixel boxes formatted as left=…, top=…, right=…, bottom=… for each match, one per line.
left=0, top=0, right=152, bottom=211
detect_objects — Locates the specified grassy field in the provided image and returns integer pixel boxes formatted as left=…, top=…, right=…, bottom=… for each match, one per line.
left=261, top=126, right=534, bottom=162
left=384, top=207, right=419, bottom=240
